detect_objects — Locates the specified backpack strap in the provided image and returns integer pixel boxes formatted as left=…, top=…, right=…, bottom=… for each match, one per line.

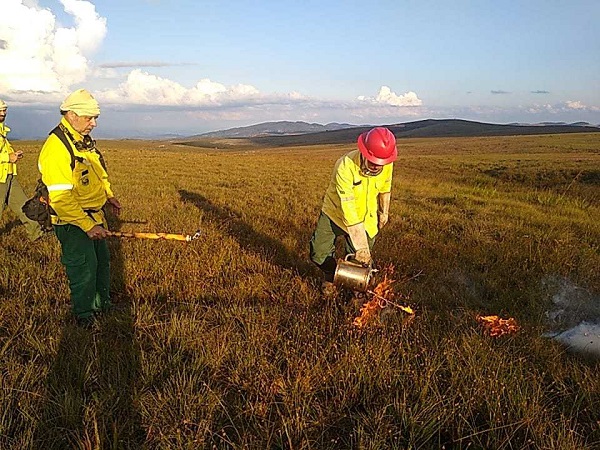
left=49, top=126, right=84, bottom=170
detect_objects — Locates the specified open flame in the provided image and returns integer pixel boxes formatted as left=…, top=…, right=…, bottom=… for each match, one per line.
left=353, top=266, right=414, bottom=329
left=352, top=297, right=381, bottom=329
left=476, top=315, right=520, bottom=337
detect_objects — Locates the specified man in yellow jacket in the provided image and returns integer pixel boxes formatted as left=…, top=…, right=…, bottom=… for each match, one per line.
left=310, top=127, right=397, bottom=296
left=38, top=89, right=121, bottom=327
left=0, top=99, right=44, bottom=241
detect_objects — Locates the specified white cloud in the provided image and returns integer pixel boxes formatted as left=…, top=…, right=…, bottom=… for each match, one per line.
left=525, top=101, right=599, bottom=114
left=527, top=104, right=555, bottom=114
left=358, top=86, right=423, bottom=107
left=565, top=100, right=586, bottom=110
left=562, top=100, right=599, bottom=112
left=99, top=69, right=265, bottom=106
left=97, top=70, right=317, bottom=109
left=101, top=69, right=187, bottom=105
left=61, top=0, right=106, bottom=54
left=0, top=0, right=106, bottom=94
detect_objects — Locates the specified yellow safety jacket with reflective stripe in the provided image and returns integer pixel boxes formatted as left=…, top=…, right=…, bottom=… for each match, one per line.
left=321, top=150, right=393, bottom=238
left=38, top=118, right=114, bottom=232
left=0, top=123, right=17, bottom=183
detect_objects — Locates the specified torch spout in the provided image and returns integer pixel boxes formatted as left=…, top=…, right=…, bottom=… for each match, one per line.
left=187, top=230, right=202, bottom=241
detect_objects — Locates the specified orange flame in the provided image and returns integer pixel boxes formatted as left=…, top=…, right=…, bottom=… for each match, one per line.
left=353, top=266, right=414, bottom=329
left=352, top=297, right=382, bottom=329
left=476, top=315, right=519, bottom=337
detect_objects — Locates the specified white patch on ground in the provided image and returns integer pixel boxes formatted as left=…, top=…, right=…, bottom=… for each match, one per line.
left=551, top=322, right=600, bottom=356
left=542, top=276, right=600, bottom=358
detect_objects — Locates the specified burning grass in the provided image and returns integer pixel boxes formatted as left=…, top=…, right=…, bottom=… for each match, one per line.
left=353, top=266, right=415, bottom=329
left=476, top=314, right=520, bottom=337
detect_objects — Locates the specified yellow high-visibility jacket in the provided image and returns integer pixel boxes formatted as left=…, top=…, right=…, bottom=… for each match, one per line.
left=0, top=123, right=17, bottom=183
left=38, top=118, right=114, bottom=232
left=321, top=150, right=393, bottom=238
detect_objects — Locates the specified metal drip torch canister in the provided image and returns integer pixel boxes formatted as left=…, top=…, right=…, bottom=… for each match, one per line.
left=333, top=254, right=377, bottom=292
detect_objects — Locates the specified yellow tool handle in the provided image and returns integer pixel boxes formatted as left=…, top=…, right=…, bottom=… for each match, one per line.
left=108, top=230, right=200, bottom=241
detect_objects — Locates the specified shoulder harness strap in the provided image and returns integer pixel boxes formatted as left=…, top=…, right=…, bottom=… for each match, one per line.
left=49, top=125, right=84, bottom=170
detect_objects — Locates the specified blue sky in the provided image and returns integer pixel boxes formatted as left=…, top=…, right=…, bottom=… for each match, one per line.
left=1, top=0, right=599, bottom=138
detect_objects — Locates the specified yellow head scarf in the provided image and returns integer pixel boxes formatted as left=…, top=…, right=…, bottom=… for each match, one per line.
left=0, top=99, right=7, bottom=110
left=60, top=89, right=100, bottom=116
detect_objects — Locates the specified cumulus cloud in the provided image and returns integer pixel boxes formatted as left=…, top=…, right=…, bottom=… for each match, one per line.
left=524, top=100, right=599, bottom=114
left=100, top=69, right=264, bottom=106
left=527, top=104, right=555, bottom=114
left=0, top=0, right=106, bottom=94
left=568, top=101, right=599, bottom=112
left=565, top=100, right=586, bottom=110
left=358, top=86, right=422, bottom=107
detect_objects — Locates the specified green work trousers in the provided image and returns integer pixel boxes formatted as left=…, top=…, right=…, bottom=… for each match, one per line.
left=54, top=224, right=111, bottom=319
left=309, top=212, right=375, bottom=282
left=0, top=174, right=43, bottom=241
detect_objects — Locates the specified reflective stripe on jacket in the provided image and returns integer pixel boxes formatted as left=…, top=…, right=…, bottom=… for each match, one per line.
left=38, top=118, right=114, bottom=232
left=321, top=150, right=393, bottom=238
left=0, top=123, right=17, bottom=183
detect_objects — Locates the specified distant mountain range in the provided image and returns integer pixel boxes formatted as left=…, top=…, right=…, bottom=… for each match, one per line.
left=178, top=119, right=600, bottom=149
left=191, top=121, right=357, bottom=138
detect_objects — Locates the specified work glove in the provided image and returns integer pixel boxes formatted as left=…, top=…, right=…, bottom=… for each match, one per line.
left=354, top=248, right=372, bottom=266
left=347, top=223, right=372, bottom=266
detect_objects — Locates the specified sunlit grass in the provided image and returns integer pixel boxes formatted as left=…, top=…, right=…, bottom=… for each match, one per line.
left=1, top=133, right=598, bottom=448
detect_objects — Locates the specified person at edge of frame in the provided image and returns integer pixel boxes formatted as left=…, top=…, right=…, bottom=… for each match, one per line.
left=38, top=89, right=122, bottom=328
left=0, top=99, right=45, bottom=241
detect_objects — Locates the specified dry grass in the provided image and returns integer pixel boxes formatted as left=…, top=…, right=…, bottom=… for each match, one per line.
left=1, top=133, right=599, bottom=449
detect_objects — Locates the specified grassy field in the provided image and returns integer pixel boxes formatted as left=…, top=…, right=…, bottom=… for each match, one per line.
left=1, top=133, right=599, bottom=449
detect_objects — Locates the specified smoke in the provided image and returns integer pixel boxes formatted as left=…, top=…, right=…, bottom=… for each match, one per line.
left=0, top=0, right=107, bottom=94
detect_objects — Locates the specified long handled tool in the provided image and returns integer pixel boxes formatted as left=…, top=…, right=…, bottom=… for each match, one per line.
left=367, top=290, right=414, bottom=314
left=108, top=230, right=201, bottom=242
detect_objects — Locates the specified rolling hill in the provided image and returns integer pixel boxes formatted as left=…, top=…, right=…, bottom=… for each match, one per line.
left=178, top=119, right=600, bottom=149
left=190, top=121, right=357, bottom=138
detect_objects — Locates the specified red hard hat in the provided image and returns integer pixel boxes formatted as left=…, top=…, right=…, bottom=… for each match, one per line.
left=357, top=127, right=397, bottom=165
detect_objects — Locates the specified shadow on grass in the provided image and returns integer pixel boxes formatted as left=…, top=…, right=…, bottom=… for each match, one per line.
left=179, top=189, right=318, bottom=279
left=0, top=218, right=21, bottom=236
left=33, top=213, right=145, bottom=449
